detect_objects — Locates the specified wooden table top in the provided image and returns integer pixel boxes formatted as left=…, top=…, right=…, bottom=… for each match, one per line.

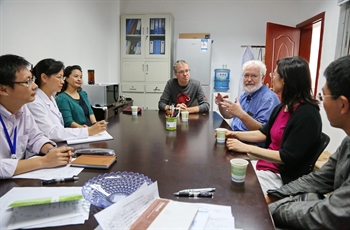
left=0, top=110, right=275, bottom=230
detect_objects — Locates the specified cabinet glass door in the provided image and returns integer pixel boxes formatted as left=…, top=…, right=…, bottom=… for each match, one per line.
left=124, top=17, right=142, bottom=57
left=148, top=17, right=166, bottom=57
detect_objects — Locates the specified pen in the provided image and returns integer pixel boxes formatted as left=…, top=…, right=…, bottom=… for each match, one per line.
left=178, top=188, right=216, bottom=193
left=41, top=176, right=79, bottom=185
left=174, top=192, right=214, bottom=198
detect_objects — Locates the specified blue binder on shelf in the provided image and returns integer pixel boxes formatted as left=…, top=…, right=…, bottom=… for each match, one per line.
left=125, top=40, right=131, bottom=54
left=126, top=19, right=134, bottom=34
left=150, top=19, right=155, bottom=34
left=135, top=41, right=141, bottom=54
left=154, top=18, right=159, bottom=34
left=161, top=18, right=165, bottom=34
left=153, top=40, right=161, bottom=54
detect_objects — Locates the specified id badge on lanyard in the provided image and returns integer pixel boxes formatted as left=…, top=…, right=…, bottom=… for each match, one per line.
left=0, top=115, right=17, bottom=159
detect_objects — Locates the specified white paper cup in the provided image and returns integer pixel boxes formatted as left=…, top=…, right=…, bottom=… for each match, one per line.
left=215, top=128, right=227, bottom=143
left=230, top=158, right=249, bottom=183
left=181, top=111, right=189, bottom=122
left=131, top=106, right=138, bottom=115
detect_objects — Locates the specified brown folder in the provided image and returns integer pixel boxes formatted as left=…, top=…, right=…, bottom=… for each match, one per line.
left=70, top=155, right=116, bottom=169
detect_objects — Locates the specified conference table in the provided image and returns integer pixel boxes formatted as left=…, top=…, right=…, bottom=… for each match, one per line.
left=0, top=110, right=275, bottom=230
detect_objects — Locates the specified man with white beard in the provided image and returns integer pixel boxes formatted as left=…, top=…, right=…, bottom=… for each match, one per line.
left=215, top=60, right=280, bottom=146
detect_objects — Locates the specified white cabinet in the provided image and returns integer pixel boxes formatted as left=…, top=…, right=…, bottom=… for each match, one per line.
left=120, top=13, right=174, bottom=109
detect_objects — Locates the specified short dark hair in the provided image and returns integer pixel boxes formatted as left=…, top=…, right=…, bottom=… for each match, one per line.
left=0, top=54, right=31, bottom=88
left=324, top=55, right=350, bottom=102
left=33, top=58, right=64, bottom=87
left=58, top=65, right=83, bottom=94
left=276, top=56, right=319, bottom=112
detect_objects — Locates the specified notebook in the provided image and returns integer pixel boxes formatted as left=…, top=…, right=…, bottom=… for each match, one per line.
left=122, top=106, right=142, bottom=114
left=70, top=155, right=116, bottom=169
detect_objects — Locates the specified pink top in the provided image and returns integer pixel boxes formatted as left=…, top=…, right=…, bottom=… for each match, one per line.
left=256, top=105, right=294, bottom=173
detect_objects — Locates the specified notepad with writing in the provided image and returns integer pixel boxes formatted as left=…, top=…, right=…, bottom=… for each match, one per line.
left=70, top=155, right=116, bottom=169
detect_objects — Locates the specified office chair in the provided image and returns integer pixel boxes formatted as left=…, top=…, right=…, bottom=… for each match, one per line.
left=309, top=132, right=330, bottom=172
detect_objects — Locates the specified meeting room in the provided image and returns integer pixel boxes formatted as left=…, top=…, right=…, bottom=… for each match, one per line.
left=0, top=0, right=349, bottom=229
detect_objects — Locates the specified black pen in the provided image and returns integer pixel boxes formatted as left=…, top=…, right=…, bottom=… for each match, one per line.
left=41, top=176, right=79, bottom=185
left=174, top=192, right=214, bottom=198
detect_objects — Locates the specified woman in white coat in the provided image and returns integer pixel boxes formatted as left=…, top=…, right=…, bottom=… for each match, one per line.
left=27, top=58, right=106, bottom=142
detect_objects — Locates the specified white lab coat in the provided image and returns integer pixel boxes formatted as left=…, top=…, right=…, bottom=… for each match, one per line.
left=27, top=88, right=89, bottom=142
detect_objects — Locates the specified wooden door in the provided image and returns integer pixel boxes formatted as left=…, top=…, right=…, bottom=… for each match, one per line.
left=265, top=12, right=325, bottom=97
left=264, top=22, right=301, bottom=87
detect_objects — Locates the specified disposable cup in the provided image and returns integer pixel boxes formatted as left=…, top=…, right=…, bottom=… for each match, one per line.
left=215, top=128, right=227, bottom=143
left=181, top=111, right=189, bottom=122
left=230, top=159, right=249, bottom=183
left=131, top=106, right=138, bottom=116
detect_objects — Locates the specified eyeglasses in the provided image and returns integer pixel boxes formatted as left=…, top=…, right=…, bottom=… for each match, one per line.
left=243, top=74, right=259, bottom=79
left=176, top=69, right=190, bottom=75
left=13, top=76, right=36, bottom=87
left=318, top=92, right=338, bottom=101
left=55, top=76, right=66, bottom=81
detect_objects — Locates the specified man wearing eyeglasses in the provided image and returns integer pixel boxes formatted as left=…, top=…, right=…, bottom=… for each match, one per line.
left=215, top=60, right=279, bottom=143
left=0, top=54, right=74, bottom=179
left=158, top=60, right=210, bottom=113
left=266, top=55, right=350, bottom=229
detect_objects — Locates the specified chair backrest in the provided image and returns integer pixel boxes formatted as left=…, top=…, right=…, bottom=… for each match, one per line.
left=309, top=132, right=330, bottom=172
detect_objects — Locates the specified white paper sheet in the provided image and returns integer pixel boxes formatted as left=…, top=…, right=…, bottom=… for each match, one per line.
left=185, top=202, right=235, bottom=230
left=95, top=182, right=234, bottom=230
left=94, top=182, right=160, bottom=230
left=12, top=164, right=83, bottom=180
left=67, top=131, right=113, bottom=145
left=0, top=187, right=89, bottom=229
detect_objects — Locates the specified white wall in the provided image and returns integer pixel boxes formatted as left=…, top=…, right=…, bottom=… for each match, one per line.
left=0, top=0, right=345, bottom=153
left=0, top=0, right=120, bottom=84
left=119, top=0, right=344, bottom=154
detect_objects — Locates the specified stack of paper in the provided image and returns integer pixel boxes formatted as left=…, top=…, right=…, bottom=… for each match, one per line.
left=12, top=164, right=83, bottom=180
left=0, top=187, right=90, bottom=229
left=94, top=182, right=235, bottom=230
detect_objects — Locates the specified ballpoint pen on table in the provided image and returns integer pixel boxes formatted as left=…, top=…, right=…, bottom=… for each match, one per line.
left=41, top=176, right=79, bottom=185
left=174, top=192, right=214, bottom=198
left=178, top=188, right=216, bottom=193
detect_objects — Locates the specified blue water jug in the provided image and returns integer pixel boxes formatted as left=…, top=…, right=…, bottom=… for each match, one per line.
left=214, top=69, right=230, bottom=92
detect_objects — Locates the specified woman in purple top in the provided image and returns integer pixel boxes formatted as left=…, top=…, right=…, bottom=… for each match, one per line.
left=224, top=56, right=322, bottom=193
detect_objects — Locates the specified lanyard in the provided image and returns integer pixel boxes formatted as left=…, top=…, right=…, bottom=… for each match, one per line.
left=0, top=115, right=17, bottom=159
